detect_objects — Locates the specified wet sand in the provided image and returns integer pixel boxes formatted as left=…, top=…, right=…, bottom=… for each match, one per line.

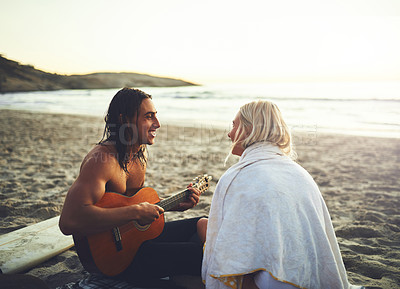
left=0, top=109, right=399, bottom=288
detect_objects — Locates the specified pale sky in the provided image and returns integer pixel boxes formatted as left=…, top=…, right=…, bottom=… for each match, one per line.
left=1, top=0, right=400, bottom=84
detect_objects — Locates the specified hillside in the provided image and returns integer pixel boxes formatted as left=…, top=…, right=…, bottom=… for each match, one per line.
left=0, top=56, right=197, bottom=93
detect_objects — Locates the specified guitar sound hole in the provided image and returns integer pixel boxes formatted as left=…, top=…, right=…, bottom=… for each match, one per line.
left=133, top=221, right=151, bottom=231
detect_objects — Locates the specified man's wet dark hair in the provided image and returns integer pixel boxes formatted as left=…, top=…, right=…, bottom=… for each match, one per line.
left=99, top=87, right=152, bottom=172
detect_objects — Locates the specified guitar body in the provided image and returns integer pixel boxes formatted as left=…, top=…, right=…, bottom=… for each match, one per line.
left=74, top=187, right=165, bottom=276
left=73, top=175, right=211, bottom=277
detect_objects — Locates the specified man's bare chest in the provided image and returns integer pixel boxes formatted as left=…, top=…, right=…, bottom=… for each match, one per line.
left=105, top=162, right=145, bottom=196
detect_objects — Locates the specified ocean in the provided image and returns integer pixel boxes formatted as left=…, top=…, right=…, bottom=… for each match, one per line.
left=1, top=81, right=399, bottom=139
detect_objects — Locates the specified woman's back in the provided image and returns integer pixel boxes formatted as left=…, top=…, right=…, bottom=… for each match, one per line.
left=204, top=143, right=350, bottom=289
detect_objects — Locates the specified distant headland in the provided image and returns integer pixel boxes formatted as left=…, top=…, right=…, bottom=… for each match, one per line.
left=0, top=56, right=197, bottom=93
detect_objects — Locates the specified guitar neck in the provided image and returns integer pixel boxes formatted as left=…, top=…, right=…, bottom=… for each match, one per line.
left=156, top=189, right=191, bottom=211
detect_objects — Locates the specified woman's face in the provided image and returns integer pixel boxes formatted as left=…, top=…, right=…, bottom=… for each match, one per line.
left=228, top=112, right=245, bottom=156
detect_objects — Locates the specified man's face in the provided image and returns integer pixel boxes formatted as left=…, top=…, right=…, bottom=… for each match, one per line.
left=136, top=98, right=160, bottom=145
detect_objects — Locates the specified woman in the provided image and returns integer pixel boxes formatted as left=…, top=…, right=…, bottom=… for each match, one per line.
left=202, top=100, right=363, bottom=289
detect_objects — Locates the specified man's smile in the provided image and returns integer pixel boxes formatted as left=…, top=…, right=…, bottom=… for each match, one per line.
left=149, top=129, right=157, bottom=137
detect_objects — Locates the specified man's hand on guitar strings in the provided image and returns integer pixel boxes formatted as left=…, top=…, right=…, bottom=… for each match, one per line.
left=174, top=183, right=201, bottom=211
left=135, top=202, right=164, bottom=226
left=188, top=183, right=201, bottom=206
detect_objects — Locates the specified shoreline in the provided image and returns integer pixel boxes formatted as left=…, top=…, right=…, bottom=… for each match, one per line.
left=1, top=107, right=399, bottom=141
left=1, top=109, right=399, bottom=288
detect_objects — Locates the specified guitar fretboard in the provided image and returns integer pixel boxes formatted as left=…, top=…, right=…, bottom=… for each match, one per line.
left=156, top=190, right=190, bottom=211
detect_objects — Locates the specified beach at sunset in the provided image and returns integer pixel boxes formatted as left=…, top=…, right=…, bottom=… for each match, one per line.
left=1, top=0, right=400, bottom=288
left=0, top=109, right=399, bottom=288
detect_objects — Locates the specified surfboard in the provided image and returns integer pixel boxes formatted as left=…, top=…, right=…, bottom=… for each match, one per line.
left=0, top=216, right=74, bottom=274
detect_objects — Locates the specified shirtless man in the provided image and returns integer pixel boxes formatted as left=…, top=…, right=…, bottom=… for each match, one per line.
left=59, top=88, right=206, bottom=286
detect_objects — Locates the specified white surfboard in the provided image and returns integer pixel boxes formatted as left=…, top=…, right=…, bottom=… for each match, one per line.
left=0, top=216, right=74, bottom=274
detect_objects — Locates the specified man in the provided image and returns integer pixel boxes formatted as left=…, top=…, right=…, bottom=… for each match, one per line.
left=59, top=88, right=205, bottom=286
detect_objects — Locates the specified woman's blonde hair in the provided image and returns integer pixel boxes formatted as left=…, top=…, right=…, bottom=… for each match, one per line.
left=232, top=100, right=296, bottom=158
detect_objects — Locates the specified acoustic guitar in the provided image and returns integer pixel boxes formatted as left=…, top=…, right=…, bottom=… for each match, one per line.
left=73, top=174, right=212, bottom=276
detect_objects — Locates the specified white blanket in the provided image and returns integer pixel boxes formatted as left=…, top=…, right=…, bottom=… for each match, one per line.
left=202, top=142, right=362, bottom=289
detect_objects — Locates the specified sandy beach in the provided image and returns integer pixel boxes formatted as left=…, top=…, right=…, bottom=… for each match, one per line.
left=0, top=109, right=399, bottom=289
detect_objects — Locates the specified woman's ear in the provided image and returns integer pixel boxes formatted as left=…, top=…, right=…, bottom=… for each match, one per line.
left=118, top=114, right=123, bottom=124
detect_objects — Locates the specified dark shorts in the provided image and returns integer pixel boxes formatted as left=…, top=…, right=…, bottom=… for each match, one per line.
left=116, top=217, right=204, bottom=285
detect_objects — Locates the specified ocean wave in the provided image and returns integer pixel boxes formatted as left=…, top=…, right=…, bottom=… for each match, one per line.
left=172, top=95, right=202, bottom=99
left=268, top=97, right=400, bottom=102
left=161, top=93, right=400, bottom=102
left=364, top=121, right=400, bottom=127
left=1, top=86, right=399, bottom=139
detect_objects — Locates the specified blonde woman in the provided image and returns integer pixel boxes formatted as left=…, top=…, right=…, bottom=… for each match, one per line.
left=202, top=101, right=364, bottom=289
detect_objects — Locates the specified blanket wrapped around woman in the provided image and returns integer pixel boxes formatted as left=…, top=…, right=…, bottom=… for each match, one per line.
left=202, top=142, right=363, bottom=289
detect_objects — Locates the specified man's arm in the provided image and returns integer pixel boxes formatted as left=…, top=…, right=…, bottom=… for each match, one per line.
left=59, top=150, right=163, bottom=236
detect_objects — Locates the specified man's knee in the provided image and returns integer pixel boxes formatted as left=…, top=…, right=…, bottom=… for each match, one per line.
left=197, top=217, right=208, bottom=243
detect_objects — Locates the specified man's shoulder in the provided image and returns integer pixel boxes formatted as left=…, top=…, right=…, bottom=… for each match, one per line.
left=81, top=144, right=119, bottom=170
